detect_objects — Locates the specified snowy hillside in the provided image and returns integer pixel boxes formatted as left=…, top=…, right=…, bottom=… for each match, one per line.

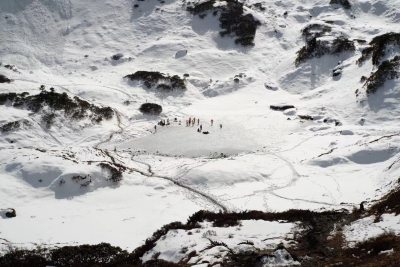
left=1, top=0, right=400, bottom=265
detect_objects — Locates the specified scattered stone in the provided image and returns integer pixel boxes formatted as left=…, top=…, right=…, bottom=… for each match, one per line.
left=264, top=83, right=279, bottom=91
left=323, top=118, right=342, bottom=126
left=111, top=53, right=124, bottom=61
left=5, top=208, right=16, bottom=218
left=175, top=50, right=187, bottom=58
left=298, top=115, right=314, bottom=120
left=332, top=63, right=343, bottom=78
left=270, top=105, right=295, bottom=111
left=340, top=130, right=354, bottom=135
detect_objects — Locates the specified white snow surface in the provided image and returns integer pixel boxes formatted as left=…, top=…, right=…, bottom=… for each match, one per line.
left=142, top=220, right=298, bottom=264
left=0, top=0, right=400, bottom=252
left=344, top=213, right=400, bottom=246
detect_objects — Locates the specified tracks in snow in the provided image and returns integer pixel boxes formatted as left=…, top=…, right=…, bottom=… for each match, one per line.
left=96, top=149, right=228, bottom=212
left=94, top=110, right=228, bottom=213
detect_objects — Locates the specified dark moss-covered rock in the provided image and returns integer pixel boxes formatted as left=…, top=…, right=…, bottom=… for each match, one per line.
left=0, top=90, right=114, bottom=125
left=296, top=37, right=355, bottom=66
left=363, top=56, right=400, bottom=95
left=358, top=32, right=400, bottom=66
left=0, top=120, right=31, bottom=133
left=99, top=163, right=125, bottom=183
left=302, top=24, right=332, bottom=42
left=125, top=71, right=186, bottom=91
left=187, top=0, right=215, bottom=15
left=139, top=103, right=163, bottom=115
left=187, top=0, right=260, bottom=46
left=330, top=0, right=352, bottom=9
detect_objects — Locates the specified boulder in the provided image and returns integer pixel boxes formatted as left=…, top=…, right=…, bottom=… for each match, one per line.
left=5, top=208, right=16, bottom=218
left=139, top=103, right=162, bottom=115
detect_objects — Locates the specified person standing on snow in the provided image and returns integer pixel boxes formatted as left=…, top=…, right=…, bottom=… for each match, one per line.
left=154, top=125, right=157, bottom=133
left=219, top=124, right=222, bottom=129
left=211, top=119, right=214, bottom=126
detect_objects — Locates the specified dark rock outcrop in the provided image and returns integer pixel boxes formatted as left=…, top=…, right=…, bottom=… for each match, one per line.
left=5, top=208, right=16, bottom=218
left=187, top=0, right=260, bottom=46
left=125, top=71, right=186, bottom=91
left=0, top=90, right=114, bottom=124
left=330, top=0, right=351, bottom=10
left=139, top=103, right=163, bottom=115
left=0, top=74, right=12, bottom=83
left=270, top=105, right=295, bottom=111
left=296, top=37, right=355, bottom=66
left=363, top=56, right=400, bottom=95
left=358, top=32, right=400, bottom=66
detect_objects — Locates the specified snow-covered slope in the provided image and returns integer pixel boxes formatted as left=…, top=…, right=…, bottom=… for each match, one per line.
left=0, top=0, right=400, bottom=259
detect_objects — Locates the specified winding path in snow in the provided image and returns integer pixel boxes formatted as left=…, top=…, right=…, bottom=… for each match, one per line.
left=93, top=111, right=228, bottom=213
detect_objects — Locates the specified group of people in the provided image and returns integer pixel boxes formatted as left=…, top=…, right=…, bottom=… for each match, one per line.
left=154, top=117, right=222, bottom=134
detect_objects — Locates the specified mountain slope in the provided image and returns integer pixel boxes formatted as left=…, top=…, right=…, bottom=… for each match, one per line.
left=0, top=0, right=400, bottom=264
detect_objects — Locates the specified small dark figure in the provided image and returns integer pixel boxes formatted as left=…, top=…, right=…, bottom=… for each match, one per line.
left=174, top=117, right=178, bottom=122
left=154, top=125, right=157, bottom=133
left=219, top=124, right=222, bottom=129
left=200, top=125, right=202, bottom=131
left=197, top=118, right=200, bottom=125
left=197, top=128, right=200, bottom=133
left=203, top=131, right=209, bottom=135
left=359, top=201, right=366, bottom=212
left=211, top=119, right=214, bottom=126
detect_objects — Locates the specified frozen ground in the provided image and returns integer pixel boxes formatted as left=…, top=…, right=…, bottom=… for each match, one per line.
left=0, top=0, right=400, bottom=252
left=344, top=213, right=400, bottom=246
left=142, top=220, right=299, bottom=265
